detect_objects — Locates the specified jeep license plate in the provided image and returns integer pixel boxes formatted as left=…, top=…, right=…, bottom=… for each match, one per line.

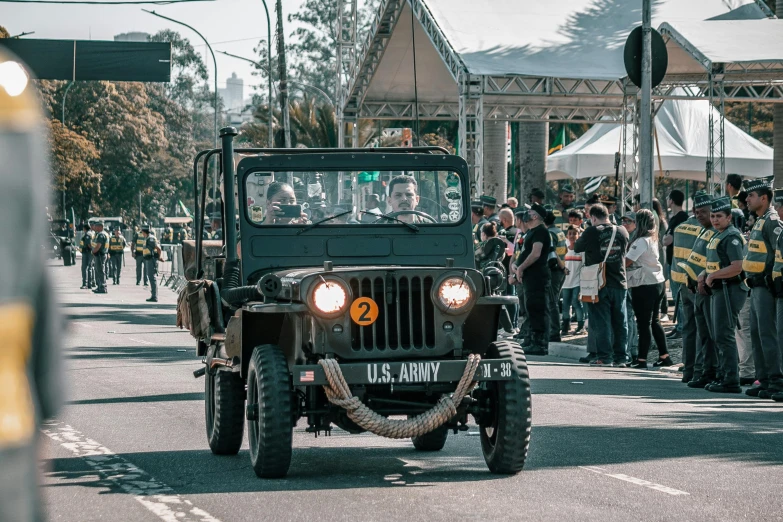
left=292, top=359, right=514, bottom=386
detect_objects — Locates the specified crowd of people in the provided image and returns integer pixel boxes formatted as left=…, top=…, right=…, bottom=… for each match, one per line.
left=474, top=175, right=783, bottom=398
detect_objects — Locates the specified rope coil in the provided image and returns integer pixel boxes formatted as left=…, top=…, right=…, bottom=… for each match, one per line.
left=318, top=354, right=481, bottom=439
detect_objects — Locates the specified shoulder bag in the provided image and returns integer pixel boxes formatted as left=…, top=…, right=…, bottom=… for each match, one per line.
left=580, top=225, right=617, bottom=303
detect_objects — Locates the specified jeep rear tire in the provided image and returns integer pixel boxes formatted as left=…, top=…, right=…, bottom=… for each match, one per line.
left=411, top=424, right=448, bottom=451
left=63, top=246, right=73, bottom=266
left=247, top=344, right=293, bottom=478
left=477, top=341, right=532, bottom=474
left=205, top=367, right=245, bottom=455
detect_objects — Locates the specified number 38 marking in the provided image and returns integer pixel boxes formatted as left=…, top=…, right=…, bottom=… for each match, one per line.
left=500, top=362, right=512, bottom=377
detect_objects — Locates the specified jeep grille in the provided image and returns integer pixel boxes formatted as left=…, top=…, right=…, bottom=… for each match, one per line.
left=348, top=275, right=436, bottom=352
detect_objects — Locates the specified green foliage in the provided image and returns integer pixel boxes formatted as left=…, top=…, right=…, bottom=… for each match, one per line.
left=42, top=30, right=216, bottom=223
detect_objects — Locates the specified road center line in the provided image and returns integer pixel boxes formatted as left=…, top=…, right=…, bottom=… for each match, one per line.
left=128, top=337, right=155, bottom=345
left=579, top=466, right=690, bottom=496
left=42, top=421, right=221, bottom=522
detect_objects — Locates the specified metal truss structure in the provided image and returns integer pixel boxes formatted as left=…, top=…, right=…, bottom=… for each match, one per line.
left=344, top=0, right=783, bottom=195
left=336, top=0, right=358, bottom=148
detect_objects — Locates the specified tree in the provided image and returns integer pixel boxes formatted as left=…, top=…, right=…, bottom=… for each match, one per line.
left=0, top=25, right=10, bottom=38
left=48, top=120, right=100, bottom=220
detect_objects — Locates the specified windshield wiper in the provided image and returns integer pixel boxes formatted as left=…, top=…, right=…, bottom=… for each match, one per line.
left=360, top=211, right=419, bottom=232
left=296, top=210, right=353, bottom=235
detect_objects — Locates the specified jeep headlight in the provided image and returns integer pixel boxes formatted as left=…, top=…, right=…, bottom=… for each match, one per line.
left=311, top=279, right=349, bottom=316
left=436, top=276, right=473, bottom=312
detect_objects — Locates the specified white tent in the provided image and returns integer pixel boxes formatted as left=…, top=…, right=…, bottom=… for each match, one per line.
left=546, top=95, right=773, bottom=182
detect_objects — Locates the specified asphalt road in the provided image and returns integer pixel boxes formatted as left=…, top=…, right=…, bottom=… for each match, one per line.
left=42, top=259, right=783, bottom=522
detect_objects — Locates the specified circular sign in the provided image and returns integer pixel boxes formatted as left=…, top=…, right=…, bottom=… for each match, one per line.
left=350, top=297, right=379, bottom=326
left=624, top=26, right=668, bottom=89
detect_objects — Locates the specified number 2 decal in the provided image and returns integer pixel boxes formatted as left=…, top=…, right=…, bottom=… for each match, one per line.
left=350, top=297, right=379, bottom=325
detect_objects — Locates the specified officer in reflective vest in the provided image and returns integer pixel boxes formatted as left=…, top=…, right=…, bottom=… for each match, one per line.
left=142, top=225, right=161, bottom=302
left=679, top=197, right=717, bottom=388
left=702, top=196, right=747, bottom=393
left=742, top=179, right=783, bottom=398
left=91, top=220, right=109, bottom=294
left=553, top=184, right=576, bottom=232
left=108, top=227, right=126, bottom=285
left=671, top=191, right=710, bottom=383
left=79, top=223, right=94, bottom=289
left=545, top=210, right=567, bottom=341
left=132, top=225, right=148, bottom=286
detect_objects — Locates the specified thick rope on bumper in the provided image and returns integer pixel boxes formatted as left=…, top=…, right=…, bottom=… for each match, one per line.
left=318, top=354, right=481, bottom=439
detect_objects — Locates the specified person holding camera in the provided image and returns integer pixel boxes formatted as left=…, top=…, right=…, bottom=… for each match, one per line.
left=263, top=181, right=309, bottom=225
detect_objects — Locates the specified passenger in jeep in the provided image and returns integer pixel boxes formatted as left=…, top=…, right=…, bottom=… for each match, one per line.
left=262, top=182, right=309, bottom=224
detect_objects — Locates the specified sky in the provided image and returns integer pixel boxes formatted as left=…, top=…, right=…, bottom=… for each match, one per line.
left=1, top=0, right=308, bottom=98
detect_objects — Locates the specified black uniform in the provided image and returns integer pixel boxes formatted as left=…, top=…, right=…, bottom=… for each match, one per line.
left=520, top=223, right=551, bottom=353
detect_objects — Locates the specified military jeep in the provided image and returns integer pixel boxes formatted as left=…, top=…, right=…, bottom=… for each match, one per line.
left=184, top=127, right=531, bottom=479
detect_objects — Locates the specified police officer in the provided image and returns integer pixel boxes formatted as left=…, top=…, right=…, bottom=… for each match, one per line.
left=79, top=223, right=94, bottom=289
left=770, top=218, right=783, bottom=402
left=142, top=225, right=162, bottom=302
left=545, top=210, right=567, bottom=342
left=702, top=196, right=747, bottom=393
left=742, top=179, right=783, bottom=398
left=108, top=227, right=126, bottom=285
left=671, top=191, right=710, bottom=383
left=681, top=196, right=718, bottom=388
left=132, top=225, right=148, bottom=286
left=553, top=183, right=576, bottom=231
left=91, top=220, right=109, bottom=294
left=515, top=204, right=552, bottom=355
left=0, top=50, right=64, bottom=521
left=481, top=195, right=501, bottom=225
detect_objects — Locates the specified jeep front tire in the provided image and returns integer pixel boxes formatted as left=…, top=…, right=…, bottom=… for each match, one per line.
left=205, top=367, right=245, bottom=455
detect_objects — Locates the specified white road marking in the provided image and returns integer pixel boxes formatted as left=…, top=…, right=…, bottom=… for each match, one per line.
left=128, top=337, right=155, bottom=345
left=580, top=466, right=690, bottom=496
left=74, top=322, right=93, bottom=328
left=42, top=421, right=221, bottom=522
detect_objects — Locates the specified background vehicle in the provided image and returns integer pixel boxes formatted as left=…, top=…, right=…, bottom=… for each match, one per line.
left=179, top=128, right=532, bottom=479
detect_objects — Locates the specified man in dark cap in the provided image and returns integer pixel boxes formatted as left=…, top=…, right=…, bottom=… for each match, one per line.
left=515, top=203, right=552, bottom=354
left=141, top=225, right=162, bottom=302
left=481, top=195, right=501, bottom=225
left=553, top=183, right=576, bottom=232
left=132, top=225, right=148, bottom=286
left=90, top=219, right=109, bottom=294
left=361, top=193, right=383, bottom=223
left=471, top=200, right=488, bottom=245
left=742, top=179, right=782, bottom=398
left=599, top=194, right=620, bottom=225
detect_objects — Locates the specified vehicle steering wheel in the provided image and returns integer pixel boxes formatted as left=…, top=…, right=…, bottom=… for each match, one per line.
left=374, top=210, right=438, bottom=224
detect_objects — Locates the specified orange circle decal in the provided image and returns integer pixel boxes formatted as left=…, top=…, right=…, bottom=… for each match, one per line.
left=350, top=297, right=379, bottom=326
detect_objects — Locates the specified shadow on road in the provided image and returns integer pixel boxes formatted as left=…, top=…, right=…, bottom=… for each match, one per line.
left=66, top=392, right=204, bottom=405
left=66, top=346, right=192, bottom=364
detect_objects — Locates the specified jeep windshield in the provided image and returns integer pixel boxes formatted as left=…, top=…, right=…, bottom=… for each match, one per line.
left=244, top=170, right=465, bottom=227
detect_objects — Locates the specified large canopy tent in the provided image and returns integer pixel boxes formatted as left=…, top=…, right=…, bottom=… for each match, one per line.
left=341, top=0, right=783, bottom=203
left=547, top=94, right=774, bottom=182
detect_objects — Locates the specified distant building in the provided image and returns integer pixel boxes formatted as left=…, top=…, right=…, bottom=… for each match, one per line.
left=114, top=32, right=150, bottom=42
left=218, top=72, right=244, bottom=112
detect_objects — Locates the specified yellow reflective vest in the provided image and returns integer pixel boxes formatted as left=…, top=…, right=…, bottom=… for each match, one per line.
left=548, top=225, right=567, bottom=261
left=670, top=216, right=701, bottom=284
left=742, top=207, right=780, bottom=275
left=679, top=227, right=715, bottom=282
left=707, top=227, right=746, bottom=274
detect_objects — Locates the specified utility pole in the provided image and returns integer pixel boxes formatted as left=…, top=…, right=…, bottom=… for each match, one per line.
left=639, top=0, right=653, bottom=209
left=260, top=0, right=274, bottom=148
left=275, top=0, right=291, bottom=148
left=61, top=81, right=74, bottom=221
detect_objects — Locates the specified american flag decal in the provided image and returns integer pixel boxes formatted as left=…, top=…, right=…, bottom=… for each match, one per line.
left=300, top=370, right=315, bottom=383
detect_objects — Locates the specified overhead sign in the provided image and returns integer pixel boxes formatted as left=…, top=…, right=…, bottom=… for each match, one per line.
left=0, top=39, right=171, bottom=82
left=623, top=26, right=668, bottom=89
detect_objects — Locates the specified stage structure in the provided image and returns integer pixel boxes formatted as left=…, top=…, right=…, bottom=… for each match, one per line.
left=341, top=0, right=783, bottom=204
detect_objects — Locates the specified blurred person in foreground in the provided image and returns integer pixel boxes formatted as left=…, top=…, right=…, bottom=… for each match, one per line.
left=0, top=52, right=63, bottom=521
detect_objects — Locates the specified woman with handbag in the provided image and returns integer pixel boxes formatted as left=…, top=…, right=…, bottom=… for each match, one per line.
left=625, top=209, right=671, bottom=369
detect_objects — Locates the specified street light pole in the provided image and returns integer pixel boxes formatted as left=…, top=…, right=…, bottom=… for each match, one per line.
left=143, top=9, right=220, bottom=203
left=260, top=0, right=274, bottom=148
left=639, top=0, right=653, bottom=209
left=61, top=81, right=74, bottom=220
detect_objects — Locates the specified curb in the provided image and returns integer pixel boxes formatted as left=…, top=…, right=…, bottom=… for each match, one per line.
left=548, top=342, right=587, bottom=361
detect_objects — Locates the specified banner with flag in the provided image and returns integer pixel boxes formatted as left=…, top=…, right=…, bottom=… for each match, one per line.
left=178, top=200, right=192, bottom=218
left=583, top=176, right=606, bottom=195
left=548, top=126, right=568, bottom=155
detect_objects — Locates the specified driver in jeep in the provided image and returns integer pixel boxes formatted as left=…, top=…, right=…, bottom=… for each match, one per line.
left=388, top=174, right=428, bottom=223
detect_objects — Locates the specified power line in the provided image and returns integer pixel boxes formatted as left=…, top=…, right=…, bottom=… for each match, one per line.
left=0, top=0, right=213, bottom=4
